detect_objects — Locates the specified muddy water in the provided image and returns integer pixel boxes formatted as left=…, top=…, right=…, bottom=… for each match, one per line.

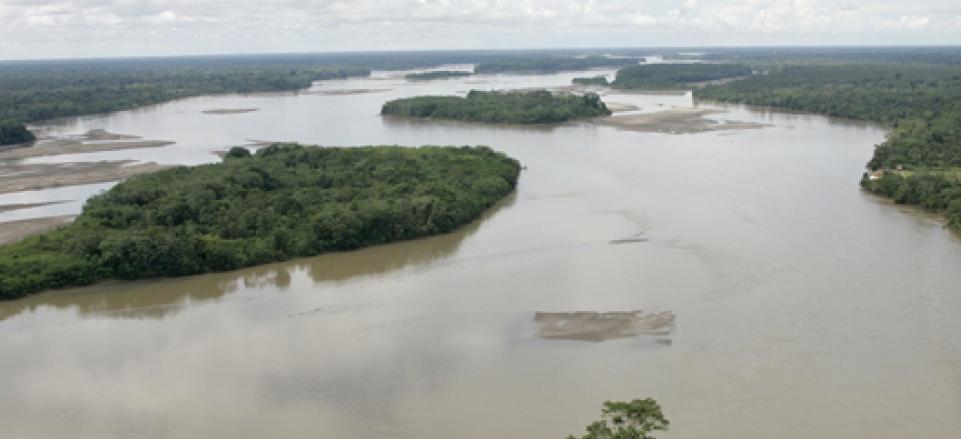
left=3, top=69, right=961, bottom=439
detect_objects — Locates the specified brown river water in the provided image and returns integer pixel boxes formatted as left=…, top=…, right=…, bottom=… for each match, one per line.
left=2, top=68, right=961, bottom=438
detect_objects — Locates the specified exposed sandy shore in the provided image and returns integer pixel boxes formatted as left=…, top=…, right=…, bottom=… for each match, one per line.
left=0, top=161, right=171, bottom=194
left=202, top=108, right=259, bottom=114
left=598, top=107, right=766, bottom=134
left=0, top=129, right=173, bottom=160
left=604, top=102, right=641, bottom=113
left=0, top=215, right=75, bottom=245
left=303, top=88, right=391, bottom=96
left=534, top=311, right=675, bottom=341
left=0, top=201, right=70, bottom=213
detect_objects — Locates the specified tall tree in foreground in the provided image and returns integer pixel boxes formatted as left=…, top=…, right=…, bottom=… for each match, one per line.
left=568, top=399, right=669, bottom=439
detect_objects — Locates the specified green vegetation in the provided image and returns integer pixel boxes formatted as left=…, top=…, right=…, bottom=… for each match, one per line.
left=381, top=90, right=610, bottom=124
left=474, top=56, right=639, bottom=74
left=0, top=144, right=520, bottom=299
left=572, top=76, right=611, bottom=86
left=0, top=120, right=35, bottom=145
left=405, top=71, right=472, bottom=81
left=612, top=63, right=752, bottom=89
left=0, top=59, right=372, bottom=146
left=696, top=60, right=961, bottom=231
left=567, top=399, right=669, bottom=439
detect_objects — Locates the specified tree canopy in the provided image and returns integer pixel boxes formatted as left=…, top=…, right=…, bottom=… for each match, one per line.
left=572, top=76, right=611, bottom=86
left=567, top=399, right=670, bottom=439
left=381, top=90, right=611, bottom=124
left=0, top=144, right=520, bottom=299
left=405, top=71, right=472, bottom=81
left=612, top=63, right=752, bottom=90
left=0, top=120, right=34, bottom=145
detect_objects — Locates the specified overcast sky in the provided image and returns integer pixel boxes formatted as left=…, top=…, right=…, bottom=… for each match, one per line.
left=1, top=0, right=960, bottom=60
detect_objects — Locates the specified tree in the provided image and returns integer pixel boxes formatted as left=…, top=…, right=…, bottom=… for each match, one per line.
left=224, top=146, right=252, bottom=159
left=568, top=399, right=669, bottom=439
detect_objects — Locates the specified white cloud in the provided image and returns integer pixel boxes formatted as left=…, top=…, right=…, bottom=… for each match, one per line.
left=870, top=14, right=931, bottom=31
left=0, top=0, right=958, bottom=59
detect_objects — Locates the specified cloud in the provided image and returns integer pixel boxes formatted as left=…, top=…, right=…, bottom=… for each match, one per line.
left=870, top=14, right=931, bottom=31
left=0, top=0, right=958, bottom=59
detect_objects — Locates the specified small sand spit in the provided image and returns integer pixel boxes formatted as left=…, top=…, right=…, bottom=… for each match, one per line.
left=0, top=161, right=171, bottom=194
left=0, top=129, right=173, bottom=160
left=0, top=215, right=75, bottom=245
left=202, top=108, right=259, bottom=115
left=534, top=310, right=675, bottom=341
left=598, top=107, right=766, bottom=134
left=303, top=88, right=391, bottom=96
left=0, top=201, right=70, bottom=214
left=604, top=102, right=641, bottom=113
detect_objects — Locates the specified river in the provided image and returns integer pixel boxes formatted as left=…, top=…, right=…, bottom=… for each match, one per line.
left=1, top=68, right=961, bottom=439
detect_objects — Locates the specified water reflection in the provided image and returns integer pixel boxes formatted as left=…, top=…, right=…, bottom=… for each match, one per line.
left=0, top=193, right=515, bottom=322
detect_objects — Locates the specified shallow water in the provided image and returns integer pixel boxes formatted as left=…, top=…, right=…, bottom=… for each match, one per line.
left=2, top=69, right=961, bottom=439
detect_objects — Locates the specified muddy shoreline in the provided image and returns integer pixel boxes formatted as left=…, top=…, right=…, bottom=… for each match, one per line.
left=0, top=215, right=75, bottom=245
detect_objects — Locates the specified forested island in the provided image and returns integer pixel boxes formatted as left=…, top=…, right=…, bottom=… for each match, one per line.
left=0, top=120, right=35, bottom=145
left=405, top=71, right=472, bottom=81
left=473, top=55, right=639, bottom=74
left=612, top=63, right=753, bottom=89
left=381, top=90, right=611, bottom=124
left=0, top=144, right=521, bottom=299
left=572, top=76, right=611, bottom=86
left=697, top=59, right=961, bottom=231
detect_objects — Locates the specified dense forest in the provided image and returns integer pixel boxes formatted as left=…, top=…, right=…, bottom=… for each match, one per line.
left=0, top=120, right=35, bottom=145
left=612, top=63, right=753, bottom=89
left=0, top=144, right=521, bottom=299
left=697, top=60, right=961, bottom=231
left=405, top=71, right=472, bottom=81
left=381, top=90, right=611, bottom=124
left=572, top=76, right=611, bottom=86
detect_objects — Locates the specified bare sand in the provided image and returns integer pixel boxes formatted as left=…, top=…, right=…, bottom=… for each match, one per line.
left=598, top=107, right=766, bottom=134
left=0, top=161, right=171, bottom=194
left=0, top=201, right=70, bottom=214
left=303, top=88, right=391, bottom=96
left=0, top=130, right=173, bottom=160
left=604, top=102, right=641, bottom=113
left=202, top=108, right=259, bottom=115
left=0, top=215, right=75, bottom=245
left=534, top=311, right=675, bottom=341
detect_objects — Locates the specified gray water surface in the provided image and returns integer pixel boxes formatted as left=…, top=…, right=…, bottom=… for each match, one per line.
left=2, top=69, right=960, bottom=439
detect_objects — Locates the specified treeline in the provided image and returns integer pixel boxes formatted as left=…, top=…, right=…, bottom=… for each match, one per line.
left=697, top=60, right=961, bottom=231
left=612, top=63, right=752, bottom=89
left=0, top=144, right=521, bottom=299
left=0, top=120, right=34, bottom=145
left=381, top=90, right=611, bottom=124
left=572, top=76, right=611, bottom=86
left=474, top=56, right=639, bottom=74
left=405, top=71, right=472, bottom=81
left=863, top=171, right=961, bottom=231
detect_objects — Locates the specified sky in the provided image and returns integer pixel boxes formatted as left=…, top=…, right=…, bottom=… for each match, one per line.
left=1, top=0, right=960, bottom=60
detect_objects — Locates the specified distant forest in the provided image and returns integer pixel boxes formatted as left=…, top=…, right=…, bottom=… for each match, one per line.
left=612, top=63, right=752, bottom=89
left=572, top=76, right=611, bottom=86
left=0, top=144, right=521, bottom=299
left=473, top=55, right=640, bottom=74
left=381, top=90, right=611, bottom=124
left=405, top=71, right=473, bottom=81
